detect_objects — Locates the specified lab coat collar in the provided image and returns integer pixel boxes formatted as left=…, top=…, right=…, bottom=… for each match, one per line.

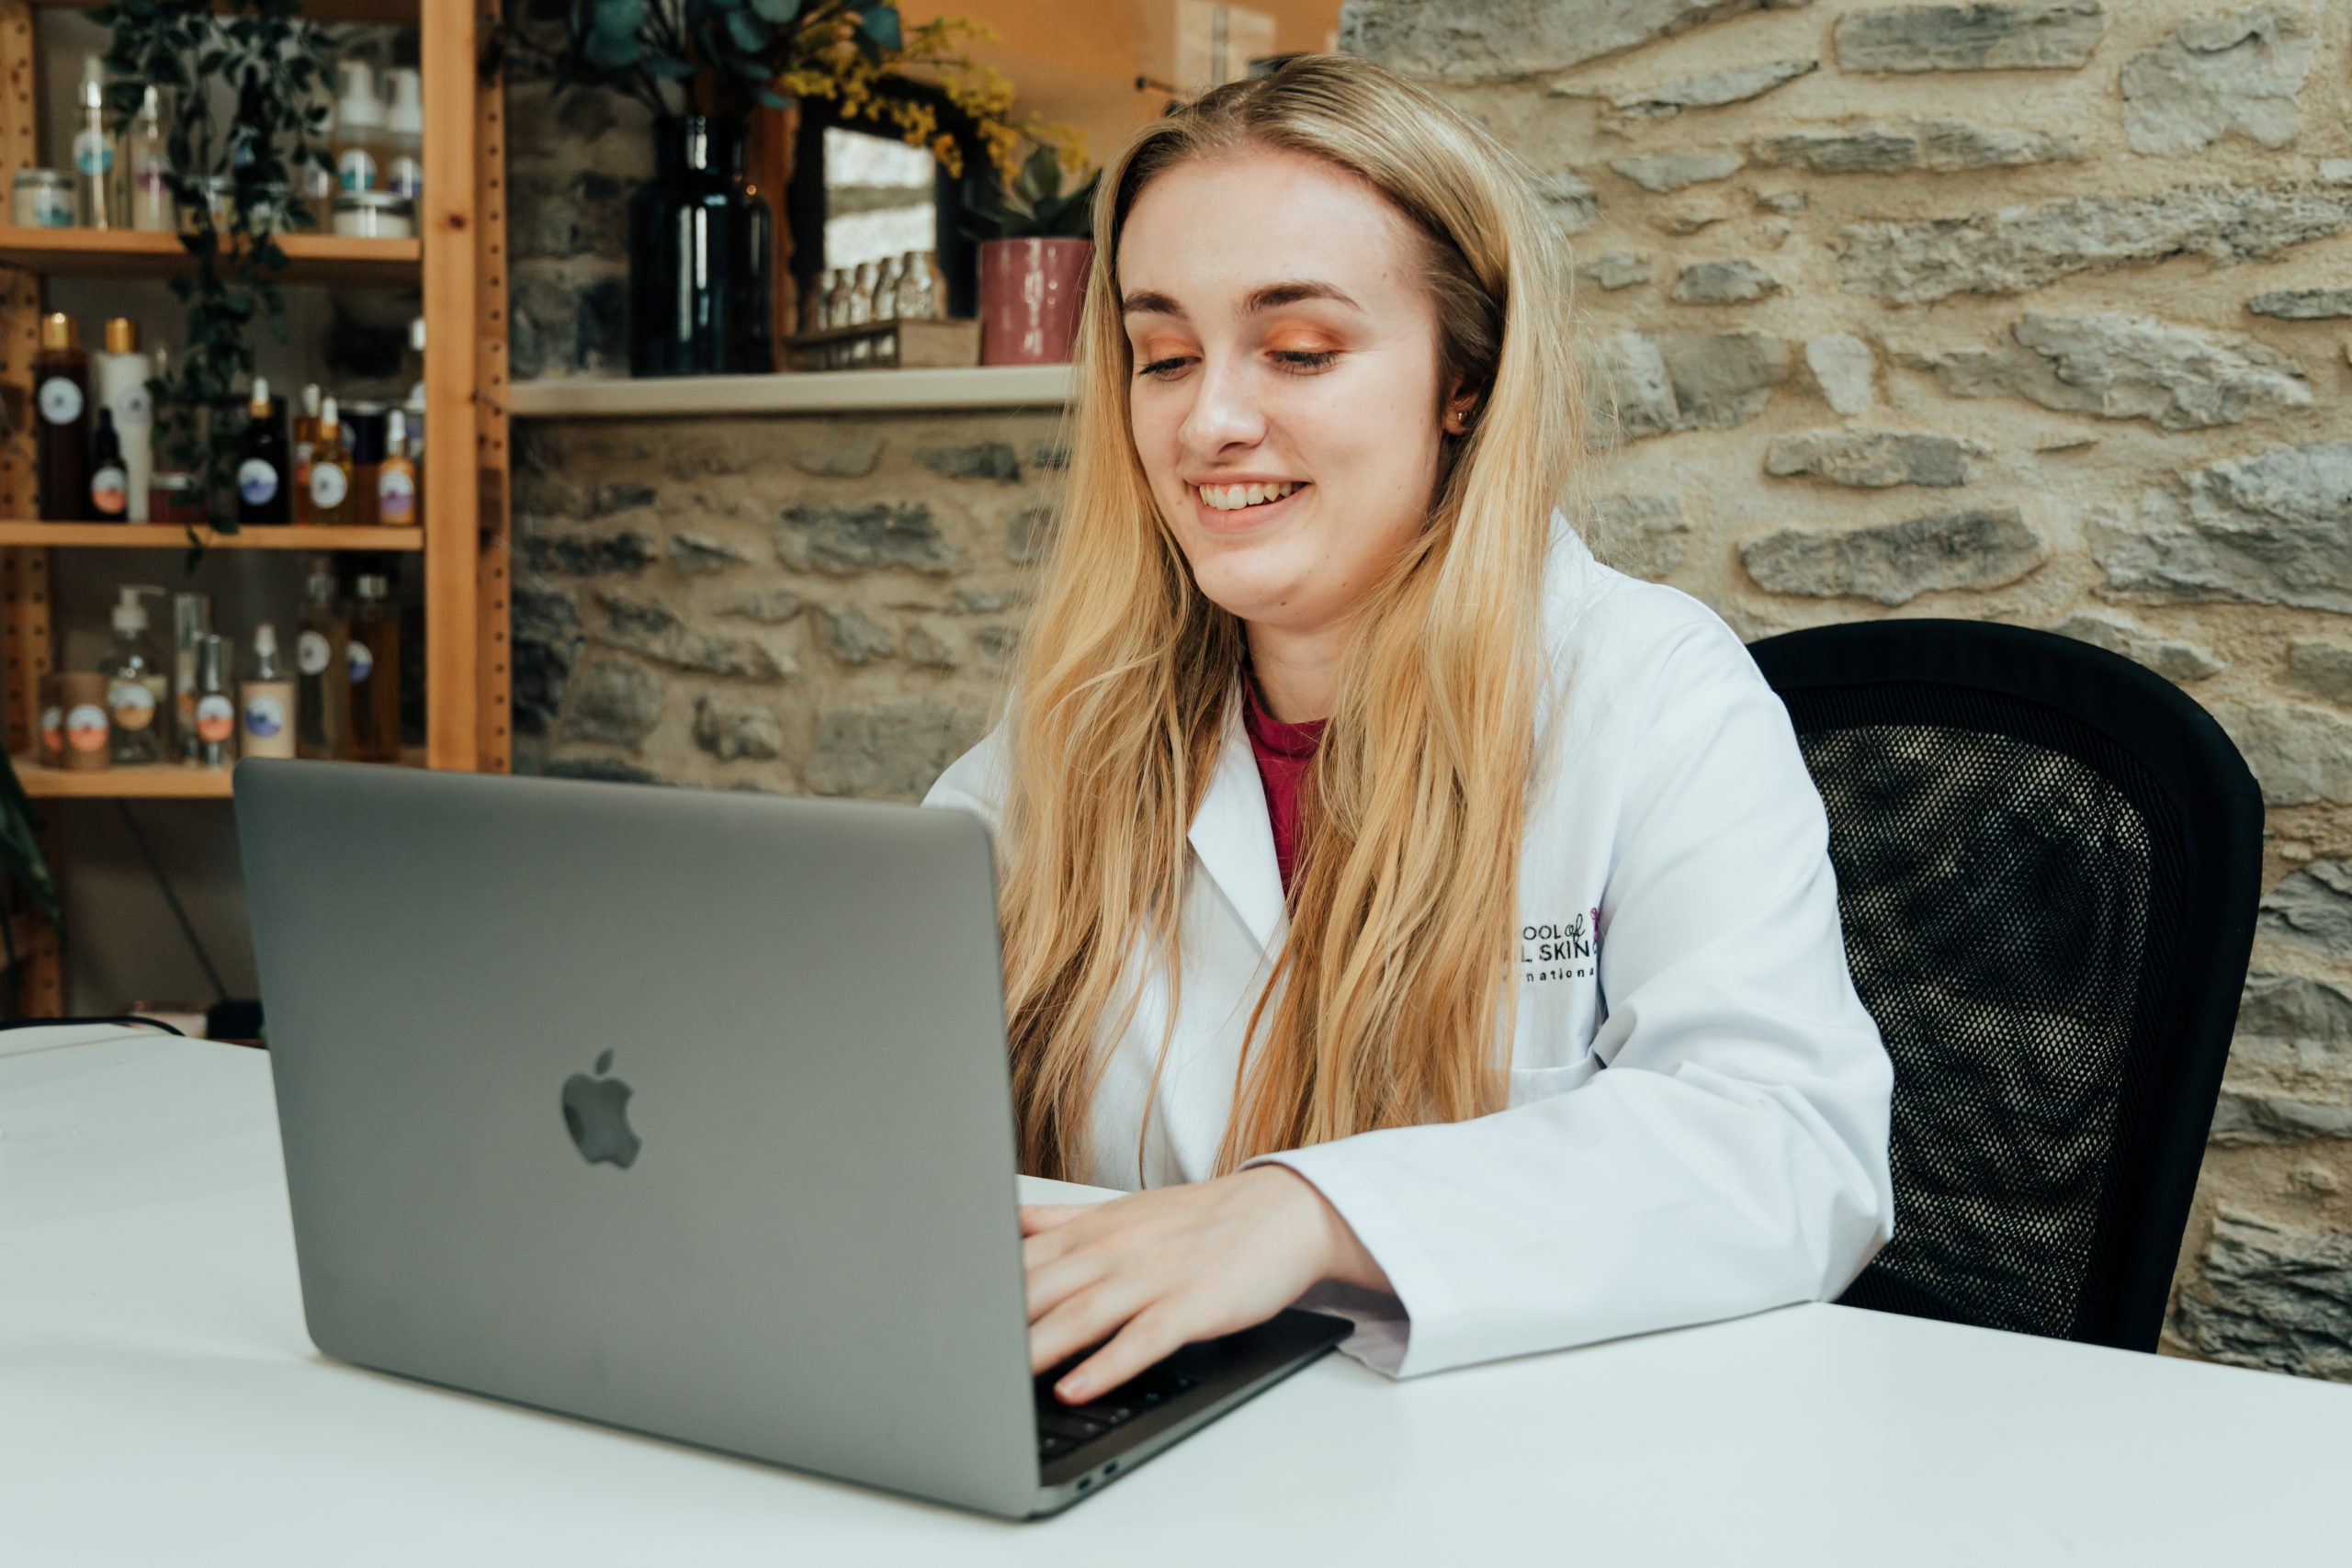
left=1187, top=686, right=1290, bottom=953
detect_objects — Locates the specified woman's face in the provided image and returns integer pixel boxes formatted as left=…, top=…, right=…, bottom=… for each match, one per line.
left=1118, top=147, right=1459, bottom=639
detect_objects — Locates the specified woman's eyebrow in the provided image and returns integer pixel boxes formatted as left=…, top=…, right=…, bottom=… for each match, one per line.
left=1120, top=280, right=1367, bottom=319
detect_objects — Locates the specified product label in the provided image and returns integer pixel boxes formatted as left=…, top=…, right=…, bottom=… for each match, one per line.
left=390, top=156, right=423, bottom=199
left=243, top=692, right=288, bottom=739
left=336, top=148, right=378, bottom=193
left=347, top=638, right=375, bottom=684
left=132, top=152, right=168, bottom=199
left=195, top=694, right=236, bottom=744
left=115, top=387, right=153, bottom=429
left=310, top=461, right=348, bottom=510
left=377, top=468, right=416, bottom=523
left=66, top=704, right=109, bottom=752
left=238, top=457, right=279, bottom=506
left=108, top=678, right=156, bottom=730
left=72, top=127, right=114, bottom=176
left=90, top=465, right=128, bottom=515
left=297, top=629, right=332, bottom=677
left=37, top=377, right=84, bottom=425
left=40, top=705, right=62, bottom=753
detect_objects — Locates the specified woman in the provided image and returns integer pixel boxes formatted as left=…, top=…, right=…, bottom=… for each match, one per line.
left=924, top=55, right=1894, bottom=1404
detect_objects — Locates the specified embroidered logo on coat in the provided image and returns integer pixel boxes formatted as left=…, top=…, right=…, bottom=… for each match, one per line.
left=1522, top=907, right=1600, bottom=985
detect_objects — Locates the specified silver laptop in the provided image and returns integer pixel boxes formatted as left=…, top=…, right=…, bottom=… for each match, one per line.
left=233, top=759, right=1348, bottom=1518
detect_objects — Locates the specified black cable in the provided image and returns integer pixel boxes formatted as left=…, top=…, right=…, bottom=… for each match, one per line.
left=115, top=800, right=228, bottom=1004
left=0, top=1013, right=186, bottom=1036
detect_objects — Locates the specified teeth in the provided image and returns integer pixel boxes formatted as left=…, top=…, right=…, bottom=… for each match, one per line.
left=1199, top=481, right=1301, bottom=512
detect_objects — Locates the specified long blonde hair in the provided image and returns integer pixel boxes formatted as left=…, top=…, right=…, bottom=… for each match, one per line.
left=997, top=54, right=1585, bottom=1183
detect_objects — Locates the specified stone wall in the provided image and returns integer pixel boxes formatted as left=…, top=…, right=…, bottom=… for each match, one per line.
left=505, top=1, right=2352, bottom=1381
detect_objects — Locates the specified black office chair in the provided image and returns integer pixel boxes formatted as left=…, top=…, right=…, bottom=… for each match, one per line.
left=1747, top=619, right=2263, bottom=1352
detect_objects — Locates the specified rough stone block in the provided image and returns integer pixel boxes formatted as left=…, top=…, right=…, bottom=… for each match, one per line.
left=1586, top=57, right=1817, bottom=116
left=1340, top=0, right=1813, bottom=80
left=1910, top=311, right=2311, bottom=432
left=905, top=625, right=960, bottom=671
left=805, top=699, right=987, bottom=799
left=776, top=502, right=961, bottom=576
left=2089, top=441, right=2352, bottom=613
left=722, top=589, right=805, bottom=625
left=2283, top=640, right=2352, bottom=706
left=790, top=437, right=883, bottom=478
left=1804, top=334, right=1877, bottom=413
left=1740, top=506, right=2045, bottom=604
left=1610, top=152, right=1745, bottom=193
left=2170, top=1210, right=2352, bottom=1382
left=666, top=533, right=754, bottom=576
left=1007, top=505, right=1057, bottom=565
left=814, top=606, right=899, bottom=667
left=2043, top=611, right=2224, bottom=682
left=511, top=583, right=582, bottom=739
left=1577, top=251, right=1654, bottom=291
left=1583, top=331, right=1680, bottom=446
left=2259, top=863, right=2352, bottom=960
left=2247, top=288, right=2352, bottom=320
left=1764, top=429, right=1980, bottom=487
left=522, top=528, right=658, bottom=578
left=1533, top=171, right=1600, bottom=233
left=2209, top=701, right=2352, bottom=806
left=1838, top=183, right=2352, bottom=303
left=2121, top=7, right=2313, bottom=158
left=1658, top=331, right=1792, bottom=429
left=561, top=656, right=665, bottom=748
left=693, top=694, right=784, bottom=761
left=1670, top=259, right=1782, bottom=304
left=1589, top=494, right=1690, bottom=580
left=916, top=441, right=1022, bottom=483
left=1834, top=1, right=2105, bottom=73
left=594, top=588, right=794, bottom=680
left=1751, top=119, right=2080, bottom=175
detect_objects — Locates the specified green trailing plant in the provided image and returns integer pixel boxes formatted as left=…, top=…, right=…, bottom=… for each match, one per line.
left=91, top=0, right=339, bottom=539
left=959, top=141, right=1097, bottom=242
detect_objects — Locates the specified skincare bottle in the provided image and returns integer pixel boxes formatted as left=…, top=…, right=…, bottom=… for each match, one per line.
left=334, top=61, right=384, bottom=194
left=384, top=68, right=423, bottom=200
left=171, top=590, right=210, bottom=761
left=92, top=317, right=154, bottom=520
left=308, top=396, right=352, bottom=524
left=126, top=86, right=173, bottom=231
left=191, top=634, right=236, bottom=767
left=377, top=409, right=417, bottom=525
left=295, top=561, right=351, bottom=761
left=291, top=382, right=321, bottom=524
left=236, top=377, right=289, bottom=525
left=87, top=410, right=128, bottom=522
left=104, top=585, right=170, bottom=765
left=34, top=313, right=89, bottom=522
left=239, top=623, right=297, bottom=760
left=72, top=55, right=125, bottom=230
left=346, top=573, right=401, bottom=762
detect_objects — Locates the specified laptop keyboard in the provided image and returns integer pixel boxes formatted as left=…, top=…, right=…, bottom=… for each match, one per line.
left=1034, top=1362, right=1204, bottom=1461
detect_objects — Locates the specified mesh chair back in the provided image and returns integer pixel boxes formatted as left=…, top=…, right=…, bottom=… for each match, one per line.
left=1747, top=620, right=2262, bottom=1351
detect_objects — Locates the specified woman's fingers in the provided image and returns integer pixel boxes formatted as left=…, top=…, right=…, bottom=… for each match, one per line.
left=1028, top=1278, right=1161, bottom=1378
left=1017, top=1203, right=1087, bottom=1236
left=1022, top=1247, right=1114, bottom=1325
left=1054, top=1303, right=1190, bottom=1404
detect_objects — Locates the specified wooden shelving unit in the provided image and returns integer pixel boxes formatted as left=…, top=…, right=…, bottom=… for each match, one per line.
left=0, top=226, right=422, bottom=287
left=0, top=521, right=424, bottom=548
left=0, top=0, right=510, bottom=1014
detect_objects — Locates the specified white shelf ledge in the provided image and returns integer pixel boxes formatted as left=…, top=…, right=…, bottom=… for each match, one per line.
left=505, top=365, right=1075, bottom=420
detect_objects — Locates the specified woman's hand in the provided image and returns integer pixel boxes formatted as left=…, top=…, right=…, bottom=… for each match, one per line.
left=1021, top=1165, right=1388, bottom=1404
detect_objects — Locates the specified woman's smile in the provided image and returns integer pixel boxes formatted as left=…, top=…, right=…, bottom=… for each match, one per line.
left=1192, top=479, right=1311, bottom=533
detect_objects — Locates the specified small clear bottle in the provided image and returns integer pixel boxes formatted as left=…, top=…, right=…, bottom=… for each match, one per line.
left=239, top=623, right=298, bottom=761
left=383, top=68, right=423, bottom=200
left=308, top=396, right=353, bottom=525
left=334, top=60, right=384, bottom=195
left=104, top=586, right=170, bottom=765
left=295, top=561, right=351, bottom=761
left=346, top=573, right=401, bottom=763
left=190, top=634, right=236, bottom=768
left=126, top=86, right=174, bottom=232
left=72, top=56, right=126, bottom=230
left=872, top=254, right=902, bottom=323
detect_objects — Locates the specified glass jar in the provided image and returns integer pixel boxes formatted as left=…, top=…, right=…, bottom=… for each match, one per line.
left=13, top=169, right=73, bottom=228
left=331, top=190, right=414, bottom=239
left=149, top=472, right=206, bottom=525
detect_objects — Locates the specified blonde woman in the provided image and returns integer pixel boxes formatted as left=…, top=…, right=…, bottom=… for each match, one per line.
left=925, top=55, right=1894, bottom=1404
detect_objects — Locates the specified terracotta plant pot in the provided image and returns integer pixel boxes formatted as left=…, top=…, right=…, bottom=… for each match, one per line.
left=978, top=238, right=1092, bottom=365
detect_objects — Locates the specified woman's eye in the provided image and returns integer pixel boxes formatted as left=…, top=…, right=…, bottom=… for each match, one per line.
left=1272, top=349, right=1339, bottom=372
left=1136, top=355, right=1190, bottom=379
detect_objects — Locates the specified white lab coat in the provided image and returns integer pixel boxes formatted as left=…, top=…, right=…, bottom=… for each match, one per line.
left=922, top=519, right=1895, bottom=1378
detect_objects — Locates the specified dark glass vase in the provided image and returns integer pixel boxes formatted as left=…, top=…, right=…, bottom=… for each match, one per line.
left=627, top=117, right=775, bottom=378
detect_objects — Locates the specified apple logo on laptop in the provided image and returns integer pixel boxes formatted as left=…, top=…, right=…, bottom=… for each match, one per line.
left=561, top=1049, right=641, bottom=1168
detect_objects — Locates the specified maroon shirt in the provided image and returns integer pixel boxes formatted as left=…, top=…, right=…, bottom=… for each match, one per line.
left=1242, top=679, right=1328, bottom=895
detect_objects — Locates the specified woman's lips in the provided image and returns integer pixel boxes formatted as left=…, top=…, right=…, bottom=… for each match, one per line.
left=1192, top=482, right=1309, bottom=533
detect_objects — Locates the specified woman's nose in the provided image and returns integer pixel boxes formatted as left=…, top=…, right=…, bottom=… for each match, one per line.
left=1178, top=355, right=1268, bottom=456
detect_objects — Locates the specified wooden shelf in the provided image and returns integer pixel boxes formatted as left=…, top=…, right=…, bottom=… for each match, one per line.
left=506, top=364, right=1076, bottom=419
left=28, top=0, right=418, bottom=25
left=16, top=760, right=233, bottom=798
left=0, top=522, right=424, bottom=550
left=0, top=227, right=421, bottom=288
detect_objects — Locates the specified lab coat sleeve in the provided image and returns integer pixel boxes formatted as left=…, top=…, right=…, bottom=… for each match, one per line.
left=1246, top=610, right=1895, bottom=1378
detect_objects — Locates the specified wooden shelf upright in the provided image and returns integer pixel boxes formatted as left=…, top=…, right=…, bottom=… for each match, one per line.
left=0, top=0, right=511, bottom=1015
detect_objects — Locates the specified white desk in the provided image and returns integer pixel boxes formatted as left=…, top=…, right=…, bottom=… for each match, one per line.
left=3, top=1027, right=2346, bottom=1565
